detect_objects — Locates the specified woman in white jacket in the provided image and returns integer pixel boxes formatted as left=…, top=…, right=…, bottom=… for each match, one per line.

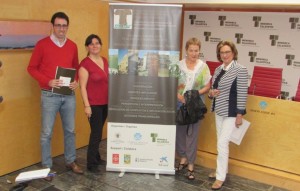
left=208, top=40, right=248, bottom=190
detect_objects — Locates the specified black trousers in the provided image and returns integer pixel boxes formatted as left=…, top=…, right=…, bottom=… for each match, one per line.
left=87, top=105, right=108, bottom=168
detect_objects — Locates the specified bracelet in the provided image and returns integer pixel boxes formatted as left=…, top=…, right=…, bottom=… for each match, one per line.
left=85, top=106, right=90, bottom=108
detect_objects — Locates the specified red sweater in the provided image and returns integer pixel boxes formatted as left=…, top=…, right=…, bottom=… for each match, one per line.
left=79, top=57, right=109, bottom=105
left=27, top=36, right=79, bottom=90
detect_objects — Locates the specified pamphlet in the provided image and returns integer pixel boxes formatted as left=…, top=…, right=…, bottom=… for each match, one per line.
left=52, top=66, right=76, bottom=95
left=230, top=119, right=251, bottom=145
left=15, top=168, right=50, bottom=183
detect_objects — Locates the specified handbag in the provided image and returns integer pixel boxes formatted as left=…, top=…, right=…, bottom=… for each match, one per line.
left=176, top=90, right=207, bottom=125
left=184, top=90, right=207, bottom=120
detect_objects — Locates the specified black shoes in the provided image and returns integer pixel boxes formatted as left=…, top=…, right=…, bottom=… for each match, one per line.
left=87, top=158, right=106, bottom=173
left=87, top=166, right=100, bottom=173
left=97, top=159, right=107, bottom=165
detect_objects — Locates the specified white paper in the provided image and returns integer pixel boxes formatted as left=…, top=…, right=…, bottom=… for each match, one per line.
left=15, top=168, right=50, bottom=183
left=230, top=119, right=251, bottom=145
left=59, top=76, right=71, bottom=86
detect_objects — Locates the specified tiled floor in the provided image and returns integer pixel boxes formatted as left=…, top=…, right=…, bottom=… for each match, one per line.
left=0, top=140, right=289, bottom=191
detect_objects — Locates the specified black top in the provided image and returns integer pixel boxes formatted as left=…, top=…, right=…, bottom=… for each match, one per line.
left=212, top=69, right=226, bottom=89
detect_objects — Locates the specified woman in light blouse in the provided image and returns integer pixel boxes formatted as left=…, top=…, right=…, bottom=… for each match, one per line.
left=175, top=37, right=211, bottom=180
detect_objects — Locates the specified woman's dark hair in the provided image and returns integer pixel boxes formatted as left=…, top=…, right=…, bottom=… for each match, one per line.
left=85, top=34, right=102, bottom=46
left=216, top=40, right=238, bottom=62
left=51, top=12, right=69, bottom=25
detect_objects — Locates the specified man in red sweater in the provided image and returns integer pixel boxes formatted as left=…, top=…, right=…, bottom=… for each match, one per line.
left=27, top=12, right=83, bottom=180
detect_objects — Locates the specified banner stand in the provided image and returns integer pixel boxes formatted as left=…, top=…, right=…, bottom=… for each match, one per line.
left=107, top=3, right=182, bottom=177
left=118, top=170, right=125, bottom=178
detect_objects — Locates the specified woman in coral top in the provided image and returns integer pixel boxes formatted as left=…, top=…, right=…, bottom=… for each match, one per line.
left=79, top=34, right=108, bottom=173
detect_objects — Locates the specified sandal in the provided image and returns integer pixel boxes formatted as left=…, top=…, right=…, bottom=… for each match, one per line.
left=211, top=180, right=224, bottom=190
left=175, top=163, right=187, bottom=172
left=208, top=171, right=216, bottom=179
left=186, top=169, right=195, bottom=180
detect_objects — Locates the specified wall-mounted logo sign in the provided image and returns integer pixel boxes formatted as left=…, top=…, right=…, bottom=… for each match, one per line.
left=189, top=15, right=196, bottom=25
left=249, top=52, right=257, bottom=62
left=253, top=16, right=262, bottom=27
left=289, top=17, right=299, bottom=29
left=203, top=31, right=221, bottom=43
left=269, top=35, right=279, bottom=46
left=219, top=16, right=226, bottom=26
left=285, top=54, right=295, bottom=66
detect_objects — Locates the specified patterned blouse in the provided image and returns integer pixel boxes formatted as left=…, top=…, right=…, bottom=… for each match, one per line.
left=177, top=59, right=211, bottom=97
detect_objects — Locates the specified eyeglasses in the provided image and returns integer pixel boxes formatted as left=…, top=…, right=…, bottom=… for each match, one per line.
left=219, top=51, right=232, bottom=55
left=53, top=24, right=68, bottom=29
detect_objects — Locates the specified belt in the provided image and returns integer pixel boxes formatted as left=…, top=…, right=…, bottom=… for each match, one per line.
left=41, top=89, right=52, bottom=92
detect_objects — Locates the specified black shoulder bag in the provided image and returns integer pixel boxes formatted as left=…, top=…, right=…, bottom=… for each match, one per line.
left=176, top=90, right=207, bottom=125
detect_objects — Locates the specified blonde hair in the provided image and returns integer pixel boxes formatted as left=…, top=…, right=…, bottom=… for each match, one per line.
left=185, top=37, right=201, bottom=51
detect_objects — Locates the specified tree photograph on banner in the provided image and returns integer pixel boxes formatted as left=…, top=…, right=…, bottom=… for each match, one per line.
left=109, top=49, right=179, bottom=77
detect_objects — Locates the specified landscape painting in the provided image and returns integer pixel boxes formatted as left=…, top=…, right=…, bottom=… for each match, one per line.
left=0, top=20, right=51, bottom=50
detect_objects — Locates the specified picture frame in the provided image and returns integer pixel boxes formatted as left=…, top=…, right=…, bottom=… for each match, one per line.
left=0, top=20, right=51, bottom=50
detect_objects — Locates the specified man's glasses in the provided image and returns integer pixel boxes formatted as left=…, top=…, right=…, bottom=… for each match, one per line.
left=53, top=24, right=68, bottom=29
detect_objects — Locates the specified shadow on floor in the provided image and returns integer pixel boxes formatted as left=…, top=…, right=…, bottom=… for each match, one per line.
left=0, top=140, right=289, bottom=191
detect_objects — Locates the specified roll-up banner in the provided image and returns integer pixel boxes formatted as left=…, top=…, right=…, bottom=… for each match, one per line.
left=107, top=3, right=182, bottom=175
left=183, top=11, right=300, bottom=98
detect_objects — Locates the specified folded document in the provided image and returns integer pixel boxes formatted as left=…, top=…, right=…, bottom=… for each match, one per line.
left=15, top=168, right=50, bottom=183
left=230, top=119, right=251, bottom=145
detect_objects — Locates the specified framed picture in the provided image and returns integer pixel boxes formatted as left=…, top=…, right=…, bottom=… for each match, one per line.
left=0, top=20, right=51, bottom=50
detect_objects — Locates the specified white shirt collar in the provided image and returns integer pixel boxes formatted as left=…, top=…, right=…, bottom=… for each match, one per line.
left=50, top=34, right=67, bottom=47
left=222, top=60, right=234, bottom=71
